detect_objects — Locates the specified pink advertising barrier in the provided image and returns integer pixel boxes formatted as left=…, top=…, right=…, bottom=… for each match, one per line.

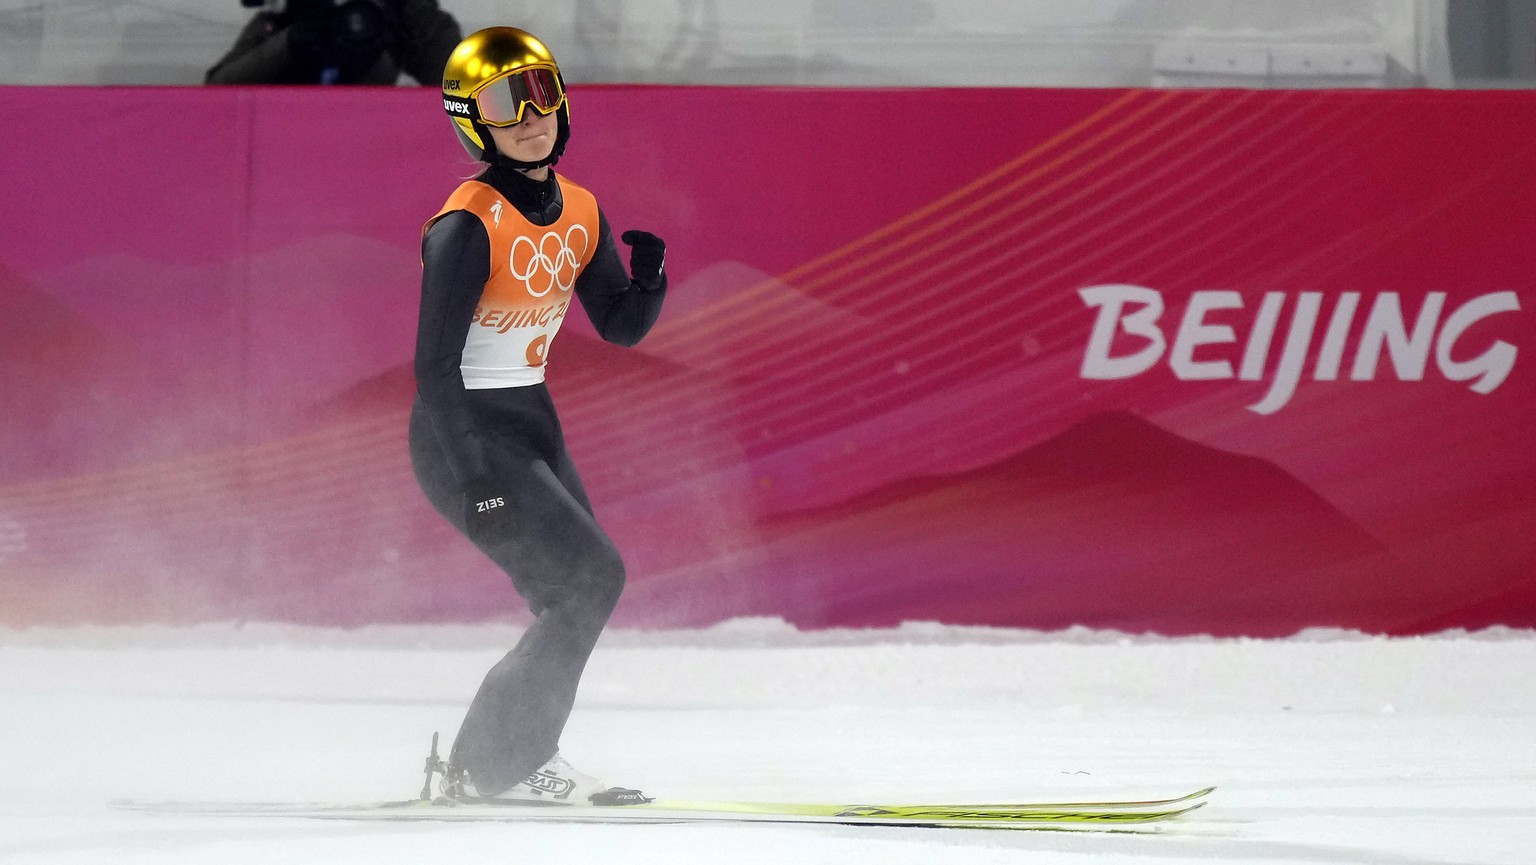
left=1, top=85, right=1532, bottom=636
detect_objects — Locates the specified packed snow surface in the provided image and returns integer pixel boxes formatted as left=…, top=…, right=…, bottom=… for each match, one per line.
left=3, top=619, right=1534, bottom=864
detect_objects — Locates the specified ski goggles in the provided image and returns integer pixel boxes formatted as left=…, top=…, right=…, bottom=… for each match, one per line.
left=462, top=66, right=565, bottom=127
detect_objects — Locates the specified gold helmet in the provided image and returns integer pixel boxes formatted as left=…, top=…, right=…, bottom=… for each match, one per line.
left=441, top=27, right=571, bottom=165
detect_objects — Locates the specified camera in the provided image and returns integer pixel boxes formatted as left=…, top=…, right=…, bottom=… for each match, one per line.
left=235, top=0, right=397, bottom=76
left=212, top=0, right=455, bottom=84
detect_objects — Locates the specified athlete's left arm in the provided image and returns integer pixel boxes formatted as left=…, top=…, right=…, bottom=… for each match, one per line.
left=574, top=208, right=667, bottom=347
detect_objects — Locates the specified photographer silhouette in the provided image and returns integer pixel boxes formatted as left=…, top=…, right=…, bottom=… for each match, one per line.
left=206, top=0, right=461, bottom=85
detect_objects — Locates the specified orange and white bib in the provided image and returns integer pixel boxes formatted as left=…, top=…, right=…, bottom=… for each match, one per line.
left=426, top=175, right=600, bottom=388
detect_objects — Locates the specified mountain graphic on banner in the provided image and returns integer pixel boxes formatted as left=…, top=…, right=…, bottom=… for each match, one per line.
left=755, top=411, right=1415, bottom=636
left=0, top=262, right=180, bottom=482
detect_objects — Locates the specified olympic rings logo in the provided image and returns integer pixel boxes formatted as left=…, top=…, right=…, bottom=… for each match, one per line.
left=510, top=225, right=588, bottom=298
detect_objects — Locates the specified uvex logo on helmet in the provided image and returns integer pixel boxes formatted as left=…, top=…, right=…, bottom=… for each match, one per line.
left=443, top=97, right=473, bottom=117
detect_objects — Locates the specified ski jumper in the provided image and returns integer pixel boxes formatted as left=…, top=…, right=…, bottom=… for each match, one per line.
left=409, top=163, right=665, bottom=795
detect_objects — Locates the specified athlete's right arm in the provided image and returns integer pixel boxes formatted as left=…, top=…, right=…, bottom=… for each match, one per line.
left=415, top=210, right=494, bottom=490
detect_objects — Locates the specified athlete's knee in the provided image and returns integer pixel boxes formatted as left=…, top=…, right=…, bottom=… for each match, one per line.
left=499, top=530, right=622, bottom=613
left=579, top=544, right=626, bottom=613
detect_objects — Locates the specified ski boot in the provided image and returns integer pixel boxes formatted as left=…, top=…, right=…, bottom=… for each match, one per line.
left=421, top=733, right=649, bottom=806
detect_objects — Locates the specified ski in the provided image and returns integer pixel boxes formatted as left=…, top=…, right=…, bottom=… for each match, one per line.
left=405, top=731, right=1213, bottom=817
left=110, top=733, right=1213, bottom=833
left=113, top=797, right=1206, bottom=831
left=435, top=786, right=1218, bottom=817
left=931, top=784, right=1216, bottom=811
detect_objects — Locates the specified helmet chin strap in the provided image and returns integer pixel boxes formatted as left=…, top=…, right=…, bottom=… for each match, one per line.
left=483, top=140, right=558, bottom=171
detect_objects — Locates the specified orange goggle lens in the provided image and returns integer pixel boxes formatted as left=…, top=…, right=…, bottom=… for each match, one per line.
left=475, top=67, right=565, bottom=127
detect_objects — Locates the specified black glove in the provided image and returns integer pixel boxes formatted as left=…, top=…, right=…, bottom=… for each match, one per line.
left=462, top=482, right=512, bottom=547
left=621, top=230, right=666, bottom=292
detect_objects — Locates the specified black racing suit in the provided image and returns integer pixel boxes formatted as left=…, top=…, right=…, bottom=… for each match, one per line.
left=409, top=161, right=665, bottom=795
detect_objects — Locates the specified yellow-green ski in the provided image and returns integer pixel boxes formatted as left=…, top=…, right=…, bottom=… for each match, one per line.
left=111, top=734, right=1215, bottom=833
left=115, top=796, right=1206, bottom=831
